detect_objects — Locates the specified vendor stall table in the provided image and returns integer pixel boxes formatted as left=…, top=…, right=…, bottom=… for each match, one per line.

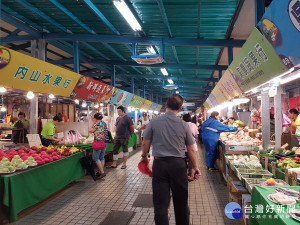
left=0, top=152, right=84, bottom=222
left=56, top=133, right=137, bottom=152
left=250, top=186, right=300, bottom=225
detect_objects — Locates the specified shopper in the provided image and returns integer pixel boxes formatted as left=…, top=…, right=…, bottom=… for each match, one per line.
left=13, top=112, right=29, bottom=143
left=141, top=94, right=201, bottom=225
left=182, top=114, right=199, bottom=181
left=58, top=112, right=69, bottom=123
left=139, top=112, right=150, bottom=140
left=289, top=108, right=299, bottom=135
left=40, top=115, right=63, bottom=146
left=89, top=113, right=107, bottom=179
left=108, top=106, right=134, bottom=169
left=202, top=111, right=238, bottom=170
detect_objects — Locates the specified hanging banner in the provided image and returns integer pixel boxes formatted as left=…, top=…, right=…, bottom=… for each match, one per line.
left=229, top=28, right=287, bottom=92
left=141, top=100, right=153, bottom=110
left=206, top=96, right=214, bottom=109
left=218, top=70, right=244, bottom=100
left=129, top=95, right=145, bottom=108
left=258, top=0, right=300, bottom=69
left=109, top=88, right=123, bottom=105
left=0, top=46, right=80, bottom=97
left=208, top=94, right=218, bottom=107
left=122, top=92, right=134, bottom=106
left=156, top=104, right=162, bottom=112
left=211, top=84, right=227, bottom=104
left=203, top=102, right=210, bottom=109
left=71, top=76, right=114, bottom=103
left=150, top=103, right=159, bottom=111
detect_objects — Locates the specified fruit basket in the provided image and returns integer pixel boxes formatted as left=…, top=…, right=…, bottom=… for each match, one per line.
left=244, top=178, right=289, bottom=193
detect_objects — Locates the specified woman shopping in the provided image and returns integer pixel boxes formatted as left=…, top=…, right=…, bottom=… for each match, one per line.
left=202, top=111, right=239, bottom=170
left=89, top=113, right=108, bottom=180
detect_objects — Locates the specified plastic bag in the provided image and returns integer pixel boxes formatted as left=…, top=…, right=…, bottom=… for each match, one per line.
left=282, top=113, right=291, bottom=127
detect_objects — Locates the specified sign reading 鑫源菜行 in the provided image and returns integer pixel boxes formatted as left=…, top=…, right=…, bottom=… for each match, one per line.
left=0, top=46, right=80, bottom=97
left=258, top=0, right=300, bottom=69
left=228, top=28, right=287, bottom=92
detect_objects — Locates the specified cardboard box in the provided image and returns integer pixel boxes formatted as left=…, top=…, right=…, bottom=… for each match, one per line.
left=231, top=181, right=248, bottom=194
left=229, top=192, right=242, bottom=206
left=227, top=173, right=239, bottom=193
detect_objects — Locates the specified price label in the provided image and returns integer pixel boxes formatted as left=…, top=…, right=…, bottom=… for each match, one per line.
left=26, top=134, right=41, bottom=147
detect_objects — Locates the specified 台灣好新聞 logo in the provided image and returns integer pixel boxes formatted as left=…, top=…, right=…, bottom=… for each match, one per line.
left=0, top=48, right=11, bottom=69
left=225, top=202, right=243, bottom=219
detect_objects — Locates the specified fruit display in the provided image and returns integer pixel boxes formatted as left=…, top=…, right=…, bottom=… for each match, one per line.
left=0, top=144, right=82, bottom=175
left=231, top=155, right=263, bottom=169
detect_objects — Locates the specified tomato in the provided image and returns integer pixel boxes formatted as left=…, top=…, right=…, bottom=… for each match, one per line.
left=294, top=157, right=300, bottom=162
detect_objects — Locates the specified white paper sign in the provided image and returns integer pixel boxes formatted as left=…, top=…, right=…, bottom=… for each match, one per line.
left=26, top=134, right=42, bottom=147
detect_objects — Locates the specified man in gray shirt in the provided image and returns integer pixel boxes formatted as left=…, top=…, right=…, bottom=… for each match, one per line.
left=141, top=94, right=201, bottom=225
left=109, top=106, right=134, bottom=169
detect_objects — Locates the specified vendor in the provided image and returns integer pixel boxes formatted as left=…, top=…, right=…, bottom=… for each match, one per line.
left=289, top=108, right=299, bottom=135
left=13, top=112, right=29, bottom=143
left=40, top=115, right=63, bottom=146
left=228, top=117, right=246, bottom=128
left=202, top=111, right=239, bottom=170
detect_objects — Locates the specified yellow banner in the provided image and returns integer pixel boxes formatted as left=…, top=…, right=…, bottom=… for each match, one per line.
left=217, top=70, right=244, bottom=100
left=0, top=46, right=80, bottom=97
left=141, top=100, right=153, bottom=110
left=211, top=84, right=227, bottom=105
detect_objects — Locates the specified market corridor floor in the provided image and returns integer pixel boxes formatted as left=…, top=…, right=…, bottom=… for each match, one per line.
left=12, top=145, right=239, bottom=225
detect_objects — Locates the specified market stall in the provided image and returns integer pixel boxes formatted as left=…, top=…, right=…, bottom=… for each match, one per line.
left=0, top=151, right=84, bottom=222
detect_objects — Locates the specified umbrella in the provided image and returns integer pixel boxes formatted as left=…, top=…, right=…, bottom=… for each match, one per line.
left=138, top=161, right=152, bottom=177
left=80, top=154, right=96, bottom=181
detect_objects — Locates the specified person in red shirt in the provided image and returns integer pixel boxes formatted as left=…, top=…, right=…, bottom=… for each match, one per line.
left=289, top=108, right=299, bottom=135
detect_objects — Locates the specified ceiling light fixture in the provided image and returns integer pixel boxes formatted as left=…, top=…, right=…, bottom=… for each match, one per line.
left=147, top=46, right=156, bottom=54
left=176, top=91, right=179, bottom=94
left=74, top=99, right=79, bottom=104
left=94, top=104, right=99, bottom=109
left=0, top=87, right=7, bottom=93
left=26, top=91, right=35, bottom=100
left=168, top=79, right=174, bottom=84
left=100, top=103, right=104, bottom=107
left=113, top=0, right=142, bottom=31
left=49, top=94, right=55, bottom=99
left=82, top=101, right=87, bottom=108
left=161, top=68, right=168, bottom=76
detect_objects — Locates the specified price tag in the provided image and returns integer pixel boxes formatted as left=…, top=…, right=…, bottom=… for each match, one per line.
left=26, top=134, right=42, bottom=147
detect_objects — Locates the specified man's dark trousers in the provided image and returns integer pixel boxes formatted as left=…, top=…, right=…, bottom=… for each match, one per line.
left=152, top=157, right=189, bottom=225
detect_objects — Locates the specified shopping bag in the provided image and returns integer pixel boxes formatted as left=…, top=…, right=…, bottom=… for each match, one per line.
left=282, top=113, right=291, bottom=127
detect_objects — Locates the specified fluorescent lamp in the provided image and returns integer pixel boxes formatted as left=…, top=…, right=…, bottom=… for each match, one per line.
left=26, top=91, right=35, bottom=99
left=233, top=98, right=250, bottom=105
left=82, top=101, right=87, bottom=108
left=0, top=87, right=7, bottom=93
left=1, top=106, right=6, bottom=112
left=94, top=104, right=99, bottom=109
left=168, top=79, right=174, bottom=84
left=113, top=0, right=141, bottom=31
left=176, top=91, right=179, bottom=94
left=161, top=68, right=168, bottom=76
left=154, top=111, right=158, bottom=114
left=74, top=99, right=79, bottom=104
left=147, top=46, right=156, bottom=54
left=49, top=94, right=55, bottom=99
left=100, top=103, right=104, bottom=107
left=280, top=69, right=300, bottom=85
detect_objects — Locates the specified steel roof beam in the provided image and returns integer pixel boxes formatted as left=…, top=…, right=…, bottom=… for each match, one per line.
left=43, top=33, right=245, bottom=47
left=50, top=59, right=228, bottom=70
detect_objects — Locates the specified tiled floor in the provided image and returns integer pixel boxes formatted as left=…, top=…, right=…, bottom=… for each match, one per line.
left=9, top=145, right=240, bottom=225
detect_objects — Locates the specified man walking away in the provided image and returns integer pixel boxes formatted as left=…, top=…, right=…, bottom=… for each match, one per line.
left=109, top=106, right=134, bottom=169
left=141, top=94, right=201, bottom=225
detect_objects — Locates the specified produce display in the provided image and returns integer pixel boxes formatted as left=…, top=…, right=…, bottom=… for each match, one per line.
left=231, top=155, right=263, bottom=169
left=260, top=178, right=286, bottom=186
left=220, top=132, right=261, bottom=146
left=276, top=187, right=300, bottom=201
left=277, top=158, right=300, bottom=169
left=289, top=209, right=300, bottom=222
left=0, top=145, right=81, bottom=175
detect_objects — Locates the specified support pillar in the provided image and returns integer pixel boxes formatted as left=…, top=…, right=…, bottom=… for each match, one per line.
left=30, top=39, right=46, bottom=134
left=255, top=0, right=265, bottom=25
left=156, top=94, right=159, bottom=104
left=143, top=85, right=146, bottom=99
left=112, top=65, right=116, bottom=87
left=262, top=90, right=270, bottom=149
left=73, top=40, right=79, bottom=73
left=274, top=86, right=283, bottom=148
left=228, top=46, right=233, bottom=65
left=131, top=77, right=134, bottom=94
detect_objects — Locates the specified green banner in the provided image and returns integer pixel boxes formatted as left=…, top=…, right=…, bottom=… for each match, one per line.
left=229, top=28, right=287, bottom=92
left=129, top=95, right=145, bottom=108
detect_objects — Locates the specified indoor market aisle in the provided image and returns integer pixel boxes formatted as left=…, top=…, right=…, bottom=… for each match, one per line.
left=12, top=146, right=240, bottom=225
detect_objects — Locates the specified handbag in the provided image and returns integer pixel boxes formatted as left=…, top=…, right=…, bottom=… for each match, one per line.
left=92, top=123, right=107, bottom=150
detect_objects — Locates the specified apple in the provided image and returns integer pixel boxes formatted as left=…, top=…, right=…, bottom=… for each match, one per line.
left=41, top=147, right=47, bottom=151
left=21, top=156, right=28, bottom=161
left=31, top=146, right=37, bottom=151
left=18, top=149, right=25, bottom=154
left=2, top=157, right=9, bottom=162
left=8, top=166, right=15, bottom=172
left=1, top=168, right=9, bottom=173
left=27, top=156, right=34, bottom=161
left=13, top=155, right=21, bottom=159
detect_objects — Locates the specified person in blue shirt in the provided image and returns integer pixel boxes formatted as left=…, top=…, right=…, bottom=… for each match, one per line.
left=202, top=111, right=238, bottom=170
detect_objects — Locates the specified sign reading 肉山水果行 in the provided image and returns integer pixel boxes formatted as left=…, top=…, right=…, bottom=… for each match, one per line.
left=229, top=28, right=287, bottom=92
left=258, top=0, right=300, bottom=69
left=0, top=46, right=80, bottom=97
